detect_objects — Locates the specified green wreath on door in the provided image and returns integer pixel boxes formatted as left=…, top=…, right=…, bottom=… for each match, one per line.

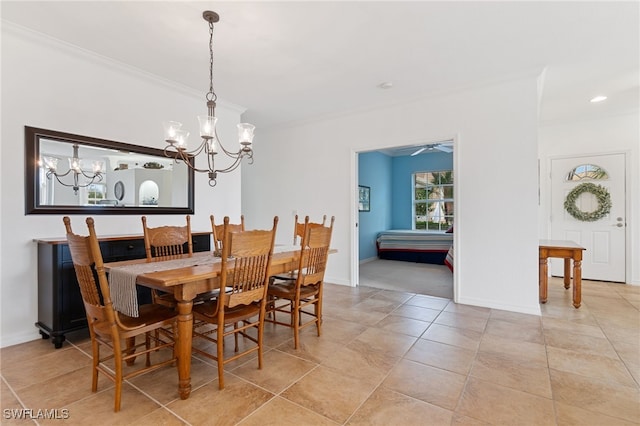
left=563, top=182, right=611, bottom=222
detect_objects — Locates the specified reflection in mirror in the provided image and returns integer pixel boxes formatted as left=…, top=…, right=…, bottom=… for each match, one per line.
left=26, top=127, right=195, bottom=215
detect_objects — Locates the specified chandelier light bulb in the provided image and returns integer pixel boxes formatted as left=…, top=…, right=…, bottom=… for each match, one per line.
left=198, top=115, right=217, bottom=140
left=238, top=123, right=255, bottom=145
left=163, top=121, right=182, bottom=143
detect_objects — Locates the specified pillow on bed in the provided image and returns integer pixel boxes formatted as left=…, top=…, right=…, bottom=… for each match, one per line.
left=445, top=225, right=454, bottom=233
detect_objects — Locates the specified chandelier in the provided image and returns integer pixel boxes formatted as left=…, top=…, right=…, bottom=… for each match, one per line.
left=163, top=10, right=255, bottom=187
left=41, top=144, right=104, bottom=194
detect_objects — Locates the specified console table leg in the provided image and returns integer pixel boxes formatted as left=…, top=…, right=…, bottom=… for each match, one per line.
left=539, top=257, right=548, bottom=303
left=573, top=260, right=582, bottom=308
left=563, top=258, right=571, bottom=289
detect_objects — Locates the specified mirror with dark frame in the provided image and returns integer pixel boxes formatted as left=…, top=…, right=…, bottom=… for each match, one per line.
left=25, top=126, right=195, bottom=215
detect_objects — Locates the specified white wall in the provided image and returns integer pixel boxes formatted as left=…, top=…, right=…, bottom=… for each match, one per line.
left=0, top=23, right=244, bottom=347
left=242, top=76, right=541, bottom=315
left=539, top=113, right=640, bottom=284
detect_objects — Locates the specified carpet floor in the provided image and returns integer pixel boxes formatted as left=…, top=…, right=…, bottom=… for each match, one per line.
left=359, top=258, right=453, bottom=299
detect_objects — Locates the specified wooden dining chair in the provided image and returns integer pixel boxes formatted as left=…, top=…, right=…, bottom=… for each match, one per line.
left=142, top=215, right=192, bottom=307
left=63, top=216, right=177, bottom=412
left=210, top=214, right=245, bottom=256
left=291, top=214, right=326, bottom=245
left=271, top=214, right=328, bottom=282
left=192, top=216, right=278, bottom=389
left=267, top=216, right=334, bottom=349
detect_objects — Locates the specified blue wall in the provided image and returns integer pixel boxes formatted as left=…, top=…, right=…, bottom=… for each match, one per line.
left=358, top=150, right=453, bottom=260
left=391, top=152, right=452, bottom=229
left=358, top=152, right=392, bottom=260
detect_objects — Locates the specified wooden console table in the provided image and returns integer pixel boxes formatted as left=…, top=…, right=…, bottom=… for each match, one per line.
left=539, top=239, right=586, bottom=308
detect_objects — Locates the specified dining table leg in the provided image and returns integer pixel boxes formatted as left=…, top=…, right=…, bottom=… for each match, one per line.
left=176, top=299, right=193, bottom=399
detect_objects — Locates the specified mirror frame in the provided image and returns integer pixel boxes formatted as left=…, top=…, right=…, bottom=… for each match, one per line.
left=25, top=126, right=195, bottom=215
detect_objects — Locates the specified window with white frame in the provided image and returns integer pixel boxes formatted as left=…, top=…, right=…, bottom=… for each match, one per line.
left=413, top=171, right=453, bottom=231
left=85, top=183, right=107, bottom=205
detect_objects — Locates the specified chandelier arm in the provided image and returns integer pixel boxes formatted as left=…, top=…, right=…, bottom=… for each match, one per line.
left=213, top=155, right=245, bottom=175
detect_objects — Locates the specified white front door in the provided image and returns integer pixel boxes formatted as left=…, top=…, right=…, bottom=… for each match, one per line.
left=550, top=153, right=626, bottom=282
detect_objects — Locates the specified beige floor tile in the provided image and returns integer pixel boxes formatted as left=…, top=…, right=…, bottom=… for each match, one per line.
left=484, top=318, right=544, bottom=344
left=2, top=347, right=91, bottom=391
left=549, top=369, right=640, bottom=423
left=450, top=413, right=492, bottom=425
left=280, top=365, right=377, bottom=424
left=129, top=408, right=189, bottom=425
left=433, top=311, right=488, bottom=333
left=347, top=387, right=453, bottom=426
left=541, top=316, right=605, bottom=338
left=167, top=375, right=274, bottom=426
left=382, top=359, right=466, bottom=410
left=349, top=327, right=417, bottom=358
left=443, top=302, right=491, bottom=319
left=456, top=377, right=555, bottom=425
left=554, top=401, right=638, bottom=426
left=0, top=338, right=67, bottom=371
left=489, top=309, right=541, bottom=326
left=322, top=343, right=399, bottom=383
left=374, top=314, right=431, bottom=337
left=421, top=323, right=482, bottom=351
left=544, top=328, right=619, bottom=359
left=369, top=289, right=415, bottom=304
left=299, top=316, right=367, bottom=345
left=275, top=334, right=345, bottom=364
left=237, top=396, right=336, bottom=426
left=129, top=357, right=215, bottom=405
left=392, top=305, right=441, bottom=322
left=327, top=307, right=387, bottom=326
left=351, top=297, right=403, bottom=314
left=16, top=365, right=113, bottom=410
left=38, top=384, right=160, bottom=425
left=405, top=294, right=450, bottom=310
left=600, top=323, right=640, bottom=345
left=478, top=334, right=548, bottom=367
left=404, top=339, right=475, bottom=375
left=232, top=349, right=316, bottom=393
left=469, top=351, right=552, bottom=398
left=547, top=346, right=637, bottom=388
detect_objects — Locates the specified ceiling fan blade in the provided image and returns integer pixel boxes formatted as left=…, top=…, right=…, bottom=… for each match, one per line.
left=410, top=147, right=427, bottom=156
left=434, top=144, right=453, bottom=153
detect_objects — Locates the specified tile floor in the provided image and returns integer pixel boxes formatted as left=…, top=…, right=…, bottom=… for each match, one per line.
left=1, top=278, right=639, bottom=425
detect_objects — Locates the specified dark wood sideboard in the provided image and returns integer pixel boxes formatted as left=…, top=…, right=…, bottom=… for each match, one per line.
left=35, top=232, right=211, bottom=348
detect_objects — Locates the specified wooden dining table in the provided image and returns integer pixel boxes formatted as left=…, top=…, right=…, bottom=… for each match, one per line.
left=104, top=247, right=305, bottom=400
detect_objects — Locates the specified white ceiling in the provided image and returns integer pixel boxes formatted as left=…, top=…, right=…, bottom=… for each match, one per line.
left=2, top=1, right=638, bottom=131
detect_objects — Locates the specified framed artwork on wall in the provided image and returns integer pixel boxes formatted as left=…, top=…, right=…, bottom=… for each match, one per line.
left=359, top=185, right=370, bottom=212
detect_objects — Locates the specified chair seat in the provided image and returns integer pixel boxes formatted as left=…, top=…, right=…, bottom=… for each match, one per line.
left=193, top=300, right=261, bottom=323
left=93, top=304, right=176, bottom=336
left=270, top=272, right=298, bottom=281
left=268, top=282, right=319, bottom=299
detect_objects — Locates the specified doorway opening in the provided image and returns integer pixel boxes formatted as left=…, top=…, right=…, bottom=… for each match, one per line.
left=354, top=138, right=457, bottom=300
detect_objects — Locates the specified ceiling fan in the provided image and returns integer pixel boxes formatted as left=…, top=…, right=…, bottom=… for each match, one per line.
left=410, top=143, right=453, bottom=156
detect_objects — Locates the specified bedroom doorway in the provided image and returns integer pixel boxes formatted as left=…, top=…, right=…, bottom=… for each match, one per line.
left=355, top=139, right=456, bottom=300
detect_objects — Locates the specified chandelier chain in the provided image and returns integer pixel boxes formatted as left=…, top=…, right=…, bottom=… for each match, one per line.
left=207, top=20, right=217, bottom=102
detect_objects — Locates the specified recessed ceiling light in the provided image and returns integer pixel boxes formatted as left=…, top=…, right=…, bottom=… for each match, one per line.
left=377, top=82, right=393, bottom=89
left=590, top=96, right=607, bottom=103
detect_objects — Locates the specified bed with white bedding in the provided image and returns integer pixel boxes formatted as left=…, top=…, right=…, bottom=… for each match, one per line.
left=376, top=230, right=453, bottom=268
